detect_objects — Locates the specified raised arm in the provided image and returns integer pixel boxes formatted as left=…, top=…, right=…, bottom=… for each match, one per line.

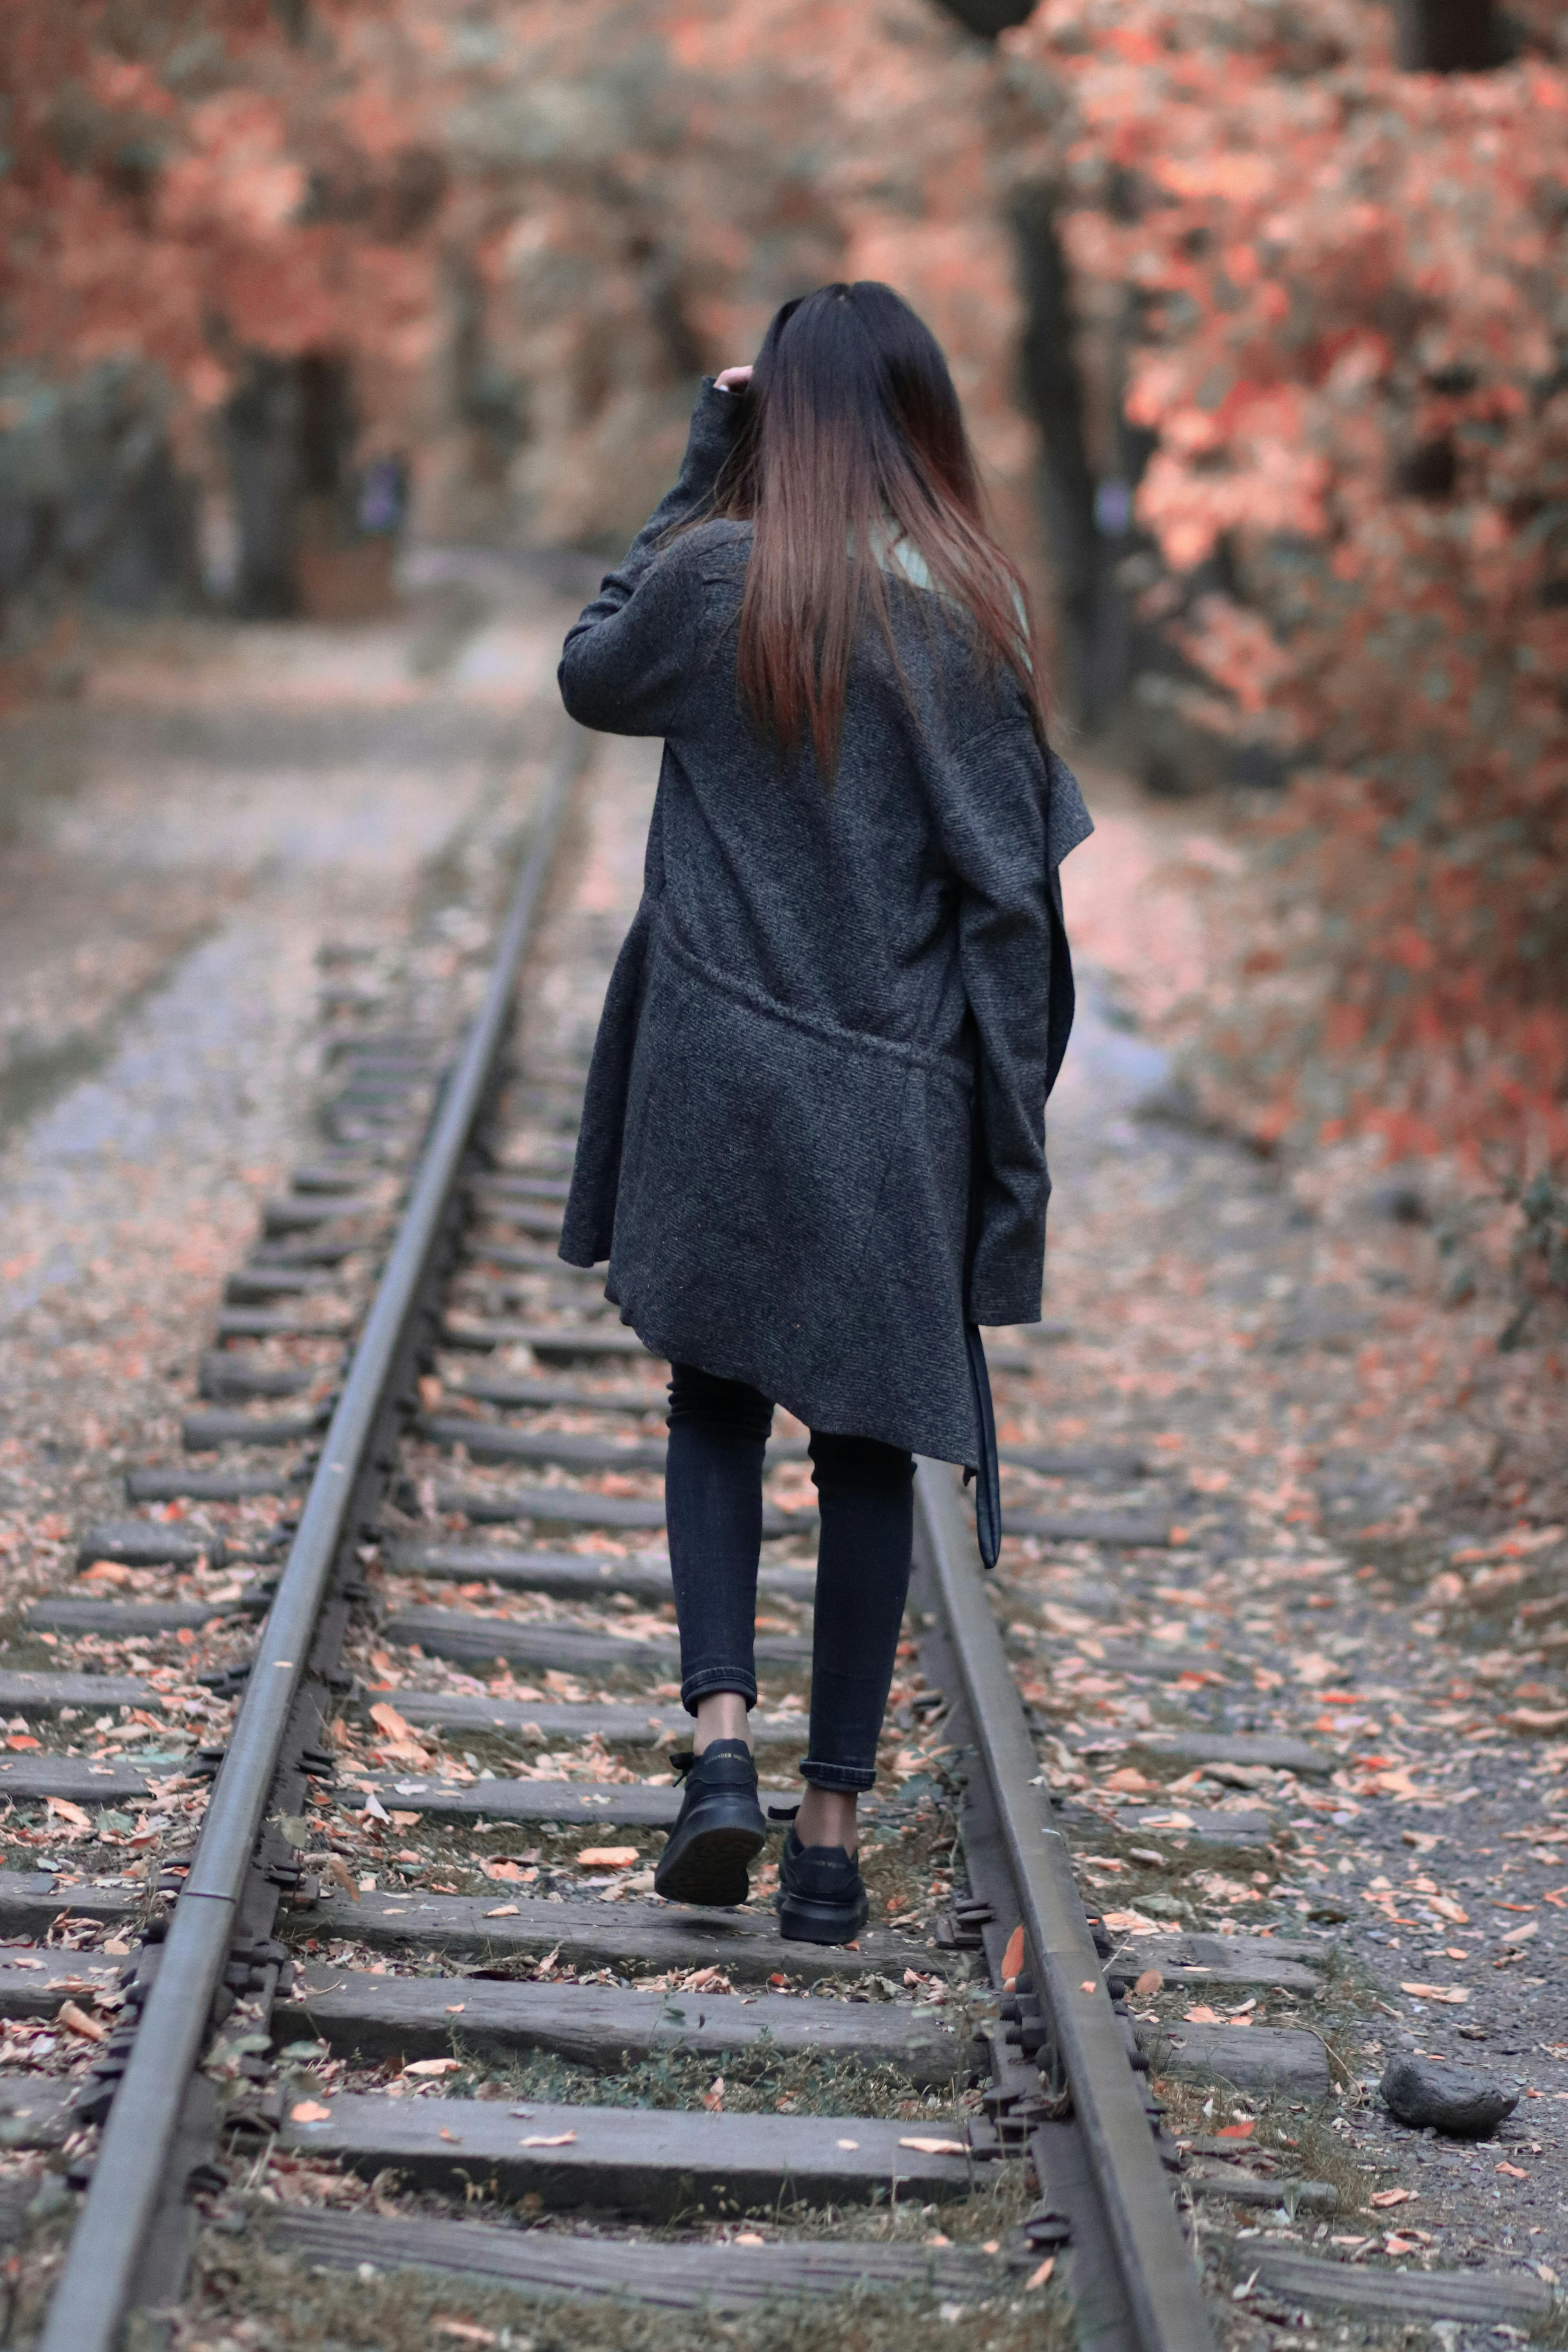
left=557, top=379, right=744, bottom=737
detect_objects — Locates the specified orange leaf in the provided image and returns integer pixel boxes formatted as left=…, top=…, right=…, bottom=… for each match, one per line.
left=57, top=2000, right=106, bottom=2043
left=1001, top=1925, right=1025, bottom=1986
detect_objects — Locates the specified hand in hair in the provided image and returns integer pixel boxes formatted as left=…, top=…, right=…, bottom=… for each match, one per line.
left=714, top=365, right=753, bottom=393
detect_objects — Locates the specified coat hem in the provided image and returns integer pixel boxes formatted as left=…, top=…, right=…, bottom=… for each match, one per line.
left=610, top=1295, right=978, bottom=1472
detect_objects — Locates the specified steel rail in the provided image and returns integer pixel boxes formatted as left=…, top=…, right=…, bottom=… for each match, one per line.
left=40, top=722, right=587, bottom=2352
left=915, top=1455, right=1217, bottom=2352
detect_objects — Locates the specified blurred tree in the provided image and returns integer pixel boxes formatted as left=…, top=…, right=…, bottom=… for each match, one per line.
left=1001, top=0, right=1568, bottom=1169
left=0, top=0, right=1047, bottom=644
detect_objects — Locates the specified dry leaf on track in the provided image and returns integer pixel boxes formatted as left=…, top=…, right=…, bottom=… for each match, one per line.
left=57, top=2000, right=106, bottom=2042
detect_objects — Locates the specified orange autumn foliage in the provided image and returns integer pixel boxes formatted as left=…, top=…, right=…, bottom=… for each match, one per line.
left=1002, top=0, right=1568, bottom=1168
left=0, top=1, right=1040, bottom=569
left=0, top=2, right=444, bottom=457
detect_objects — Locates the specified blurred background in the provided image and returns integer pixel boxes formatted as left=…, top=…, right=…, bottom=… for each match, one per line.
left=1, top=0, right=1565, bottom=1275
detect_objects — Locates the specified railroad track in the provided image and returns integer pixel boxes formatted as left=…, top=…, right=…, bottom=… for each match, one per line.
left=3, top=722, right=1389, bottom=2351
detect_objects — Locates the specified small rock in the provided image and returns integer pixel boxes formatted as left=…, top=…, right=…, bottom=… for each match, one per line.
left=1370, top=1181, right=1428, bottom=1225
left=1379, top=2054, right=1518, bottom=2140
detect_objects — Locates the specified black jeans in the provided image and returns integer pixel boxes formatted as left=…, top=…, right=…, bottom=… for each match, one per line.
left=665, top=1361, right=914, bottom=1793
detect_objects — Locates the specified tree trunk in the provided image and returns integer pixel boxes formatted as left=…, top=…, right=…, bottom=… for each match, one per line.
left=1009, top=184, right=1114, bottom=729
left=1394, top=0, right=1508, bottom=71
left=928, top=0, right=1035, bottom=37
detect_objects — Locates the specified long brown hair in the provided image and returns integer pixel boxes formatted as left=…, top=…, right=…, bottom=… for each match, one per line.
left=672, top=282, right=1049, bottom=782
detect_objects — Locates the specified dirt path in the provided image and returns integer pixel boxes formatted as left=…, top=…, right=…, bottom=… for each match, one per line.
left=0, top=632, right=1562, bottom=2327
left=0, top=559, right=586, bottom=1627
left=1030, top=761, right=1568, bottom=2305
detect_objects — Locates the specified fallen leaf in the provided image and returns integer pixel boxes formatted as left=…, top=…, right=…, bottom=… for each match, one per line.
left=57, top=2000, right=106, bottom=2042
left=1501, top=1920, right=1539, bottom=1945
left=702, top=2075, right=725, bottom=2112
left=321, top=1853, right=359, bottom=1902
left=1399, top=1982, right=1470, bottom=2004
left=483, top=1904, right=519, bottom=1918
left=1216, top=2122, right=1255, bottom=2141
left=898, top=2136, right=967, bottom=2154
left=1133, top=1969, right=1163, bottom=1997
left=1183, top=2005, right=1222, bottom=2024
left=369, top=1701, right=415, bottom=1742
left=438, top=2127, right=461, bottom=2143
left=5, top=1735, right=40, bottom=1751
left=520, top=2132, right=577, bottom=2147
left=404, top=2056, right=461, bottom=2077
left=431, top=2324, right=496, bottom=2346
left=276, top=1814, right=310, bottom=1849
left=1497, top=2161, right=1529, bottom=2180
left=45, top=1798, right=92, bottom=1831
left=837, top=2138, right=859, bottom=2149
left=388, top=1811, right=422, bottom=1829
left=1027, top=2256, right=1056, bottom=2289
left=290, top=2100, right=332, bottom=2123
left=577, top=1846, right=639, bottom=1868
left=1370, top=2188, right=1415, bottom=2209
left=1001, top=1924, right=1025, bottom=1985
left=362, top=1790, right=390, bottom=1823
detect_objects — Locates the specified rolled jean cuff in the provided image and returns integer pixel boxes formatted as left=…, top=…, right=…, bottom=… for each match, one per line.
left=680, top=1666, right=757, bottom=1716
left=800, top=1756, right=876, bottom=1794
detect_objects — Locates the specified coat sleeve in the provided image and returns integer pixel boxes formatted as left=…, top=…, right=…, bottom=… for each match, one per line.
left=933, top=717, right=1090, bottom=1328
left=557, top=379, right=744, bottom=737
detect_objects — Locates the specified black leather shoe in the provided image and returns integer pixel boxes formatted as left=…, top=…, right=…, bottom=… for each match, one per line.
left=653, top=1740, right=766, bottom=1907
left=777, top=1825, right=870, bottom=1945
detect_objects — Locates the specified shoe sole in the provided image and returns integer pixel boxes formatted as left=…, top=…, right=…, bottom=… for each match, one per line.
left=777, top=1890, right=871, bottom=1947
left=654, top=1813, right=766, bottom=1908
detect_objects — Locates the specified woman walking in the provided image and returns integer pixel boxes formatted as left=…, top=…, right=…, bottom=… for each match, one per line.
left=557, top=282, right=1091, bottom=1945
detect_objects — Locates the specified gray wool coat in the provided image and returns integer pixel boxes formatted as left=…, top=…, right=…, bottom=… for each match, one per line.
left=557, top=379, right=1092, bottom=1467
